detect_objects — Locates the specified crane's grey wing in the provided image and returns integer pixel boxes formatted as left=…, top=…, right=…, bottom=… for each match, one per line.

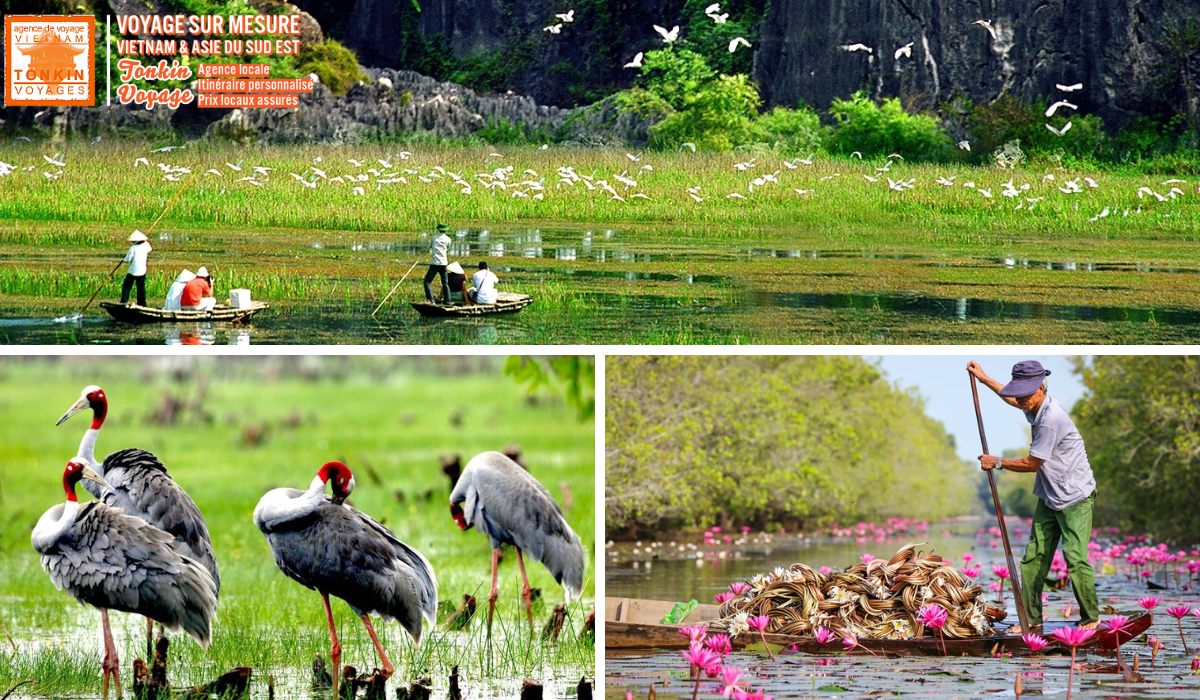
left=101, top=448, right=220, bottom=593
left=461, top=452, right=586, bottom=601
left=264, top=500, right=437, bottom=643
left=40, top=503, right=217, bottom=647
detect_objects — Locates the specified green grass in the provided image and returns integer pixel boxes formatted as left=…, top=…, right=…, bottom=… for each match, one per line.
left=0, top=358, right=595, bottom=696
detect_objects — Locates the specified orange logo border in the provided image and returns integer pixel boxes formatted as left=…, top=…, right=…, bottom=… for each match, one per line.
left=5, top=15, right=95, bottom=107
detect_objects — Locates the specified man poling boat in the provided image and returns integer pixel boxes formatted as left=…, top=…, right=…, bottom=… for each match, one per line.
left=119, top=230, right=152, bottom=307
left=967, top=360, right=1100, bottom=635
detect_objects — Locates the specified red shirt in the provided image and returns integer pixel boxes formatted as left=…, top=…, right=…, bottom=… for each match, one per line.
left=181, top=278, right=212, bottom=307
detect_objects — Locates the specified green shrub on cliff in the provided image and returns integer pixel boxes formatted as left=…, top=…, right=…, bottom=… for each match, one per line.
left=966, top=96, right=1104, bottom=165
left=752, top=105, right=826, bottom=154
left=296, top=40, right=368, bottom=95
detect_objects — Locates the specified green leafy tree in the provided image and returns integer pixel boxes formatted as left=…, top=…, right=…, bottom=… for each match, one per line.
left=296, top=40, right=369, bottom=95
left=1072, top=356, right=1200, bottom=541
left=639, top=48, right=714, bottom=111
left=505, top=356, right=594, bottom=422
left=652, top=73, right=760, bottom=150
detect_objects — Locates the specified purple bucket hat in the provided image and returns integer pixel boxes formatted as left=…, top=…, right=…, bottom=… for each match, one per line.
left=999, top=360, right=1051, bottom=397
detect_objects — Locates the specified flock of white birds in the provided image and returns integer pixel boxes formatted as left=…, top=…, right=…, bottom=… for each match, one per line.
left=544, top=2, right=751, bottom=61
left=0, top=141, right=1193, bottom=224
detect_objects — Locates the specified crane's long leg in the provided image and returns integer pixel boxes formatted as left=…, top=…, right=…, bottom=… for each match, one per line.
left=515, top=548, right=535, bottom=631
left=322, top=593, right=342, bottom=700
left=486, top=547, right=501, bottom=639
left=100, top=609, right=122, bottom=700
left=360, top=615, right=394, bottom=677
left=145, top=617, right=154, bottom=660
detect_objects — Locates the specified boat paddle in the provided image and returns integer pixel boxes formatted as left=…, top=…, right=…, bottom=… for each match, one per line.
left=969, top=372, right=1031, bottom=635
left=75, top=171, right=197, bottom=318
left=371, top=260, right=421, bottom=317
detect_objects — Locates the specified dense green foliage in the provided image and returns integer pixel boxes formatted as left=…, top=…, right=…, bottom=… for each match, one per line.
left=605, top=356, right=976, bottom=534
left=828, top=92, right=954, bottom=162
left=1072, top=356, right=1200, bottom=542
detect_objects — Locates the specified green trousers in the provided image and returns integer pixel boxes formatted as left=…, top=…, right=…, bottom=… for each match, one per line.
left=1020, top=490, right=1099, bottom=628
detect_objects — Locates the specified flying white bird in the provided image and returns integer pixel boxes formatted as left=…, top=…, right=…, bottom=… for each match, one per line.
left=958, top=140, right=971, bottom=151
left=710, top=12, right=728, bottom=23
left=793, top=188, right=811, bottom=196
left=133, top=157, right=149, bottom=167
left=654, top=25, right=680, bottom=43
left=894, top=42, right=913, bottom=60
left=728, top=37, right=751, bottom=52
left=624, top=52, right=644, bottom=68
left=705, top=3, right=720, bottom=14
left=726, top=192, right=746, bottom=199
left=556, top=9, right=574, bottom=22
left=1045, top=100, right=1077, bottom=117
left=1088, top=206, right=1110, bottom=222
left=626, top=152, right=642, bottom=162
left=841, top=43, right=873, bottom=53
left=1045, top=121, right=1073, bottom=136
left=151, top=145, right=183, bottom=153
left=973, top=20, right=996, bottom=39
left=544, top=23, right=562, bottom=33
left=44, top=153, right=66, bottom=167
left=1056, top=83, right=1083, bottom=92
left=850, top=151, right=863, bottom=159
left=680, top=142, right=697, bottom=152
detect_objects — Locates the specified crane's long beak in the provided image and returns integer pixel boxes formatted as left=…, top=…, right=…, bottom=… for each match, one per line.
left=56, top=398, right=90, bottom=426
left=81, top=465, right=109, bottom=488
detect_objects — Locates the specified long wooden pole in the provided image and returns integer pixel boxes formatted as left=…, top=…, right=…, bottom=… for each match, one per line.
left=371, top=260, right=421, bottom=317
left=78, top=172, right=197, bottom=316
left=970, top=373, right=1030, bottom=634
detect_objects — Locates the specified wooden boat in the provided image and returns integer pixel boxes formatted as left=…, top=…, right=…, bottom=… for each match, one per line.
left=410, top=292, right=533, bottom=318
left=100, top=301, right=268, bottom=324
left=605, top=597, right=1151, bottom=657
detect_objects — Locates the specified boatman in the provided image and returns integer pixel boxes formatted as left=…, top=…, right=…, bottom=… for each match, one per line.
left=181, top=267, right=216, bottom=311
left=966, top=360, right=1099, bottom=634
left=119, top=230, right=152, bottom=306
left=424, top=222, right=452, bottom=304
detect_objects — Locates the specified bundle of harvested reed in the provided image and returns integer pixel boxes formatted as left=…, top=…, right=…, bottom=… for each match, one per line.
left=714, top=542, right=1005, bottom=641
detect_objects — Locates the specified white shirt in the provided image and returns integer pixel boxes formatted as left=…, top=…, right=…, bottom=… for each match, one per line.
left=472, top=269, right=499, bottom=304
left=123, top=242, right=152, bottom=276
left=430, top=233, right=451, bottom=266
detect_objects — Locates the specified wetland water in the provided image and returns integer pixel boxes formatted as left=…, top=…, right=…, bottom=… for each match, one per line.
left=606, top=531, right=1200, bottom=699
left=4, top=225, right=1200, bottom=344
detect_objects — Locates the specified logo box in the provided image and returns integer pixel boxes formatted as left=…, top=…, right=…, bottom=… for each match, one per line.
left=5, top=15, right=95, bottom=106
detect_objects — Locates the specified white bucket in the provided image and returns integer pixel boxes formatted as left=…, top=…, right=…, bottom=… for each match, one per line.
left=229, top=289, right=252, bottom=309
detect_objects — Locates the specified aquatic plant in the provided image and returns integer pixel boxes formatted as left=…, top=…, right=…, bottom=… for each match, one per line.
left=1021, top=633, right=1048, bottom=654
left=1167, top=605, right=1192, bottom=652
left=917, top=604, right=948, bottom=655
left=746, top=615, right=775, bottom=662
left=1050, top=626, right=1096, bottom=700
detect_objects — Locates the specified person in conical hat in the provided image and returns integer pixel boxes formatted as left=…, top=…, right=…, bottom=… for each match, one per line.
left=120, top=230, right=152, bottom=306
left=446, top=261, right=467, bottom=304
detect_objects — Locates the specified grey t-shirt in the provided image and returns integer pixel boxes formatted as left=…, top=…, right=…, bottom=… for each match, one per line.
left=1025, top=394, right=1095, bottom=510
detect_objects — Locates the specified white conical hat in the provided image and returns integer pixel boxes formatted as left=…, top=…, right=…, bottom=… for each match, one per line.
left=197, top=266, right=209, bottom=277
left=128, top=230, right=148, bottom=242
left=447, top=261, right=464, bottom=275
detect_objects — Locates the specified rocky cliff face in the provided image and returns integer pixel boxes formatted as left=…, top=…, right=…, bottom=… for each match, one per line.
left=753, top=0, right=1200, bottom=126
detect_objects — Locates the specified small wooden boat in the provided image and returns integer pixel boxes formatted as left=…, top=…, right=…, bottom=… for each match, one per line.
left=410, top=292, right=533, bottom=318
left=605, top=597, right=1150, bottom=657
left=100, top=301, right=268, bottom=324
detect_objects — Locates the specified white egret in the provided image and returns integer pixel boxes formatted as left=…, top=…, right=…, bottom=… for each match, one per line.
left=624, top=52, right=644, bottom=68
left=654, top=25, right=680, bottom=43
left=894, top=42, right=913, bottom=59
left=1045, top=121, right=1072, bottom=136
left=973, top=20, right=997, bottom=39
left=556, top=10, right=574, bottom=22
left=1045, top=100, right=1077, bottom=117
left=840, top=43, right=872, bottom=53
left=1056, top=83, right=1082, bottom=92
left=728, top=37, right=750, bottom=52
left=544, top=23, right=562, bottom=33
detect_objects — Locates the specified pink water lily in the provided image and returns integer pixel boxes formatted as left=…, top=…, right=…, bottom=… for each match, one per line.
left=705, top=633, right=732, bottom=656
left=729, top=582, right=751, bottom=596
left=992, top=565, right=1011, bottom=579
left=1022, top=633, right=1048, bottom=654
left=732, top=690, right=772, bottom=700
left=1167, top=605, right=1192, bottom=652
left=842, top=634, right=878, bottom=656
left=719, top=667, right=747, bottom=698
left=962, top=553, right=975, bottom=564
left=1148, top=636, right=1165, bottom=667
left=918, top=604, right=948, bottom=655
left=715, top=592, right=735, bottom=604
left=1050, top=626, right=1096, bottom=700
left=812, top=627, right=834, bottom=645
left=679, top=624, right=709, bottom=642
left=962, top=566, right=981, bottom=578
left=747, top=615, right=775, bottom=662
left=683, top=643, right=721, bottom=700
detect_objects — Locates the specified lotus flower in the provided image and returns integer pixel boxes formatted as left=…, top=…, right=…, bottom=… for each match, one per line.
left=1167, top=605, right=1193, bottom=652
left=962, top=566, right=981, bottom=578
left=1022, top=633, right=1048, bottom=654
left=747, top=615, right=775, bottom=662
left=992, top=565, right=1011, bottom=579
left=682, top=643, right=721, bottom=673
left=679, top=624, right=709, bottom=642
left=918, top=604, right=948, bottom=655
left=817, top=566, right=833, bottom=574
left=705, top=633, right=732, bottom=656
left=842, top=634, right=878, bottom=656
left=719, top=667, right=747, bottom=698
left=1103, top=615, right=1131, bottom=634
left=962, top=553, right=975, bottom=564
left=1050, top=626, right=1096, bottom=700
left=715, top=592, right=735, bottom=604
left=812, top=627, right=834, bottom=645
left=729, top=582, right=751, bottom=596
left=860, top=553, right=874, bottom=563
left=1193, top=656, right=1200, bottom=673
left=733, top=691, right=772, bottom=700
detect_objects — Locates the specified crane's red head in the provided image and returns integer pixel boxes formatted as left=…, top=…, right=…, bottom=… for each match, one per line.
left=450, top=502, right=472, bottom=530
left=57, top=385, right=107, bottom=429
left=318, top=461, right=355, bottom=504
left=63, top=458, right=104, bottom=501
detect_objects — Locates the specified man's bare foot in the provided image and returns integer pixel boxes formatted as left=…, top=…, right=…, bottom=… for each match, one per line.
left=1008, top=623, right=1043, bottom=635
left=1079, top=621, right=1099, bottom=630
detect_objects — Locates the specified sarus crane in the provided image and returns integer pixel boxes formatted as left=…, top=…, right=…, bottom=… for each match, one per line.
left=449, top=451, right=585, bottom=631
left=58, top=385, right=220, bottom=654
left=32, top=459, right=218, bottom=700
left=254, top=461, right=437, bottom=699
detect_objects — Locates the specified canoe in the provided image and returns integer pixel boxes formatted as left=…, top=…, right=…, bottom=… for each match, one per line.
left=604, top=597, right=1150, bottom=657
left=410, top=292, right=533, bottom=318
left=100, top=301, right=268, bottom=324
